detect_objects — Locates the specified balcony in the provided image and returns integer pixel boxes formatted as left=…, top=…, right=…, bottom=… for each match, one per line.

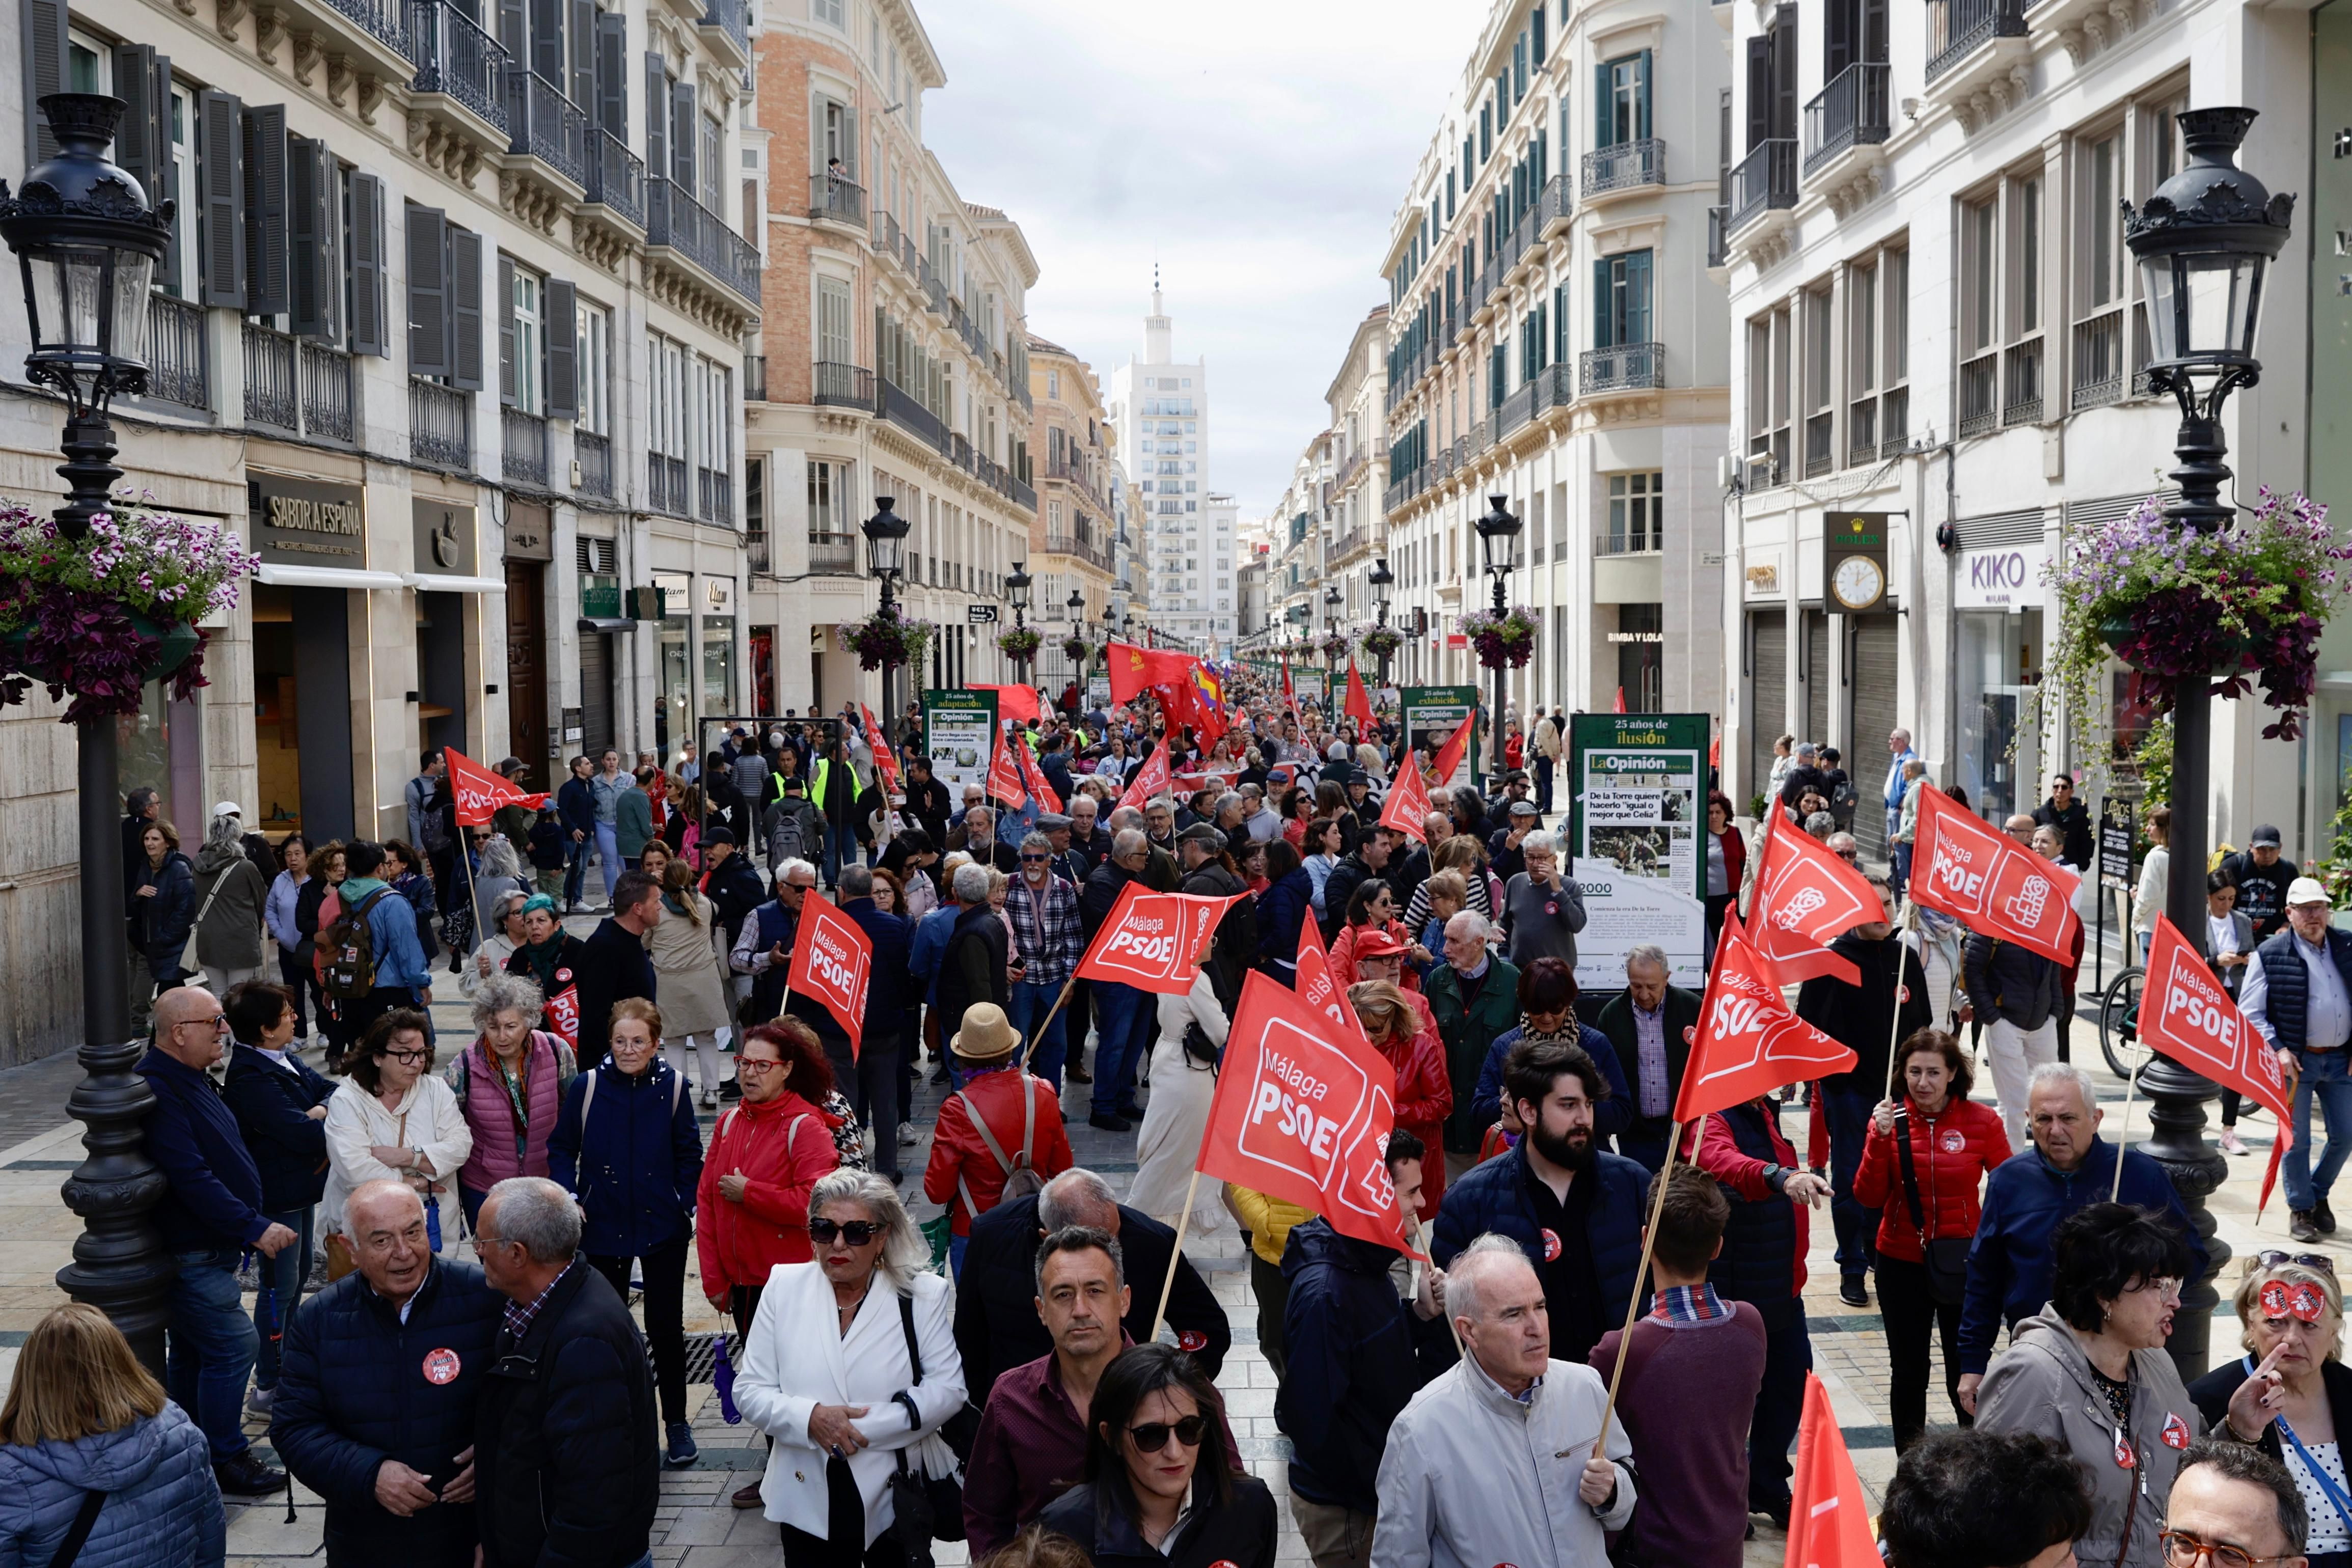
left=878, top=376, right=949, bottom=453
left=809, top=172, right=866, bottom=228
left=1046, top=535, right=1113, bottom=572
left=698, top=466, right=732, bottom=525
left=1581, top=139, right=1666, bottom=199
left=1581, top=342, right=1664, bottom=395
left=408, top=0, right=507, bottom=133
left=142, top=291, right=208, bottom=411
left=409, top=375, right=472, bottom=471
left=2003, top=338, right=2043, bottom=427
left=809, top=532, right=859, bottom=574
left=2070, top=309, right=2126, bottom=409
left=1926, top=0, right=2028, bottom=82
left=646, top=177, right=761, bottom=307
left=584, top=128, right=644, bottom=230
left=300, top=341, right=354, bottom=443
left=746, top=531, right=770, bottom=575
left=697, top=0, right=749, bottom=67
left=503, top=406, right=548, bottom=485
left=743, top=353, right=767, bottom=402
left=1728, top=140, right=1797, bottom=235
left=1804, top=411, right=1834, bottom=478
left=1707, top=205, right=1730, bottom=268
left=1803, top=62, right=1890, bottom=177
left=287, top=0, right=415, bottom=96
left=648, top=453, right=689, bottom=514
left=575, top=429, right=613, bottom=496
left=243, top=321, right=296, bottom=432
left=505, top=70, right=588, bottom=190
left=1848, top=395, right=1880, bottom=466
left=1959, top=350, right=1999, bottom=436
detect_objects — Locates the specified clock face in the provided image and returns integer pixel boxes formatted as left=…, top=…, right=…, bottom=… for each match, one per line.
left=1833, top=555, right=1884, bottom=611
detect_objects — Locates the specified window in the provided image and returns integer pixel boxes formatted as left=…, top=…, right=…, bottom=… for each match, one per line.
left=811, top=0, right=843, bottom=26
left=817, top=276, right=853, bottom=364
left=511, top=267, right=542, bottom=414
left=1048, top=370, right=1060, bottom=398
left=1803, top=284, right=1833, bottom=475
left=1605, top=473, right=1663, bottom=552
left=1958, top=173, right=2043, bottom=432
left=1598, top=53, right=1652, bottom=145
left=577, top=299, right=612, bottom=435
left=1593, top=251, right=1653, bottom=346
left=1747, top=305, right=1792, bottom=483
left=809, top=459, right=852, bottom=535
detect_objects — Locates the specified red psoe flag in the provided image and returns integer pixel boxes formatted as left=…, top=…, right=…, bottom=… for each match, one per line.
left=1784, top=1373, right=1878, bottom=1568
left=1377, top=745, right=1433, bottom=843
left=1909, top=783, right=2084, bottom=965
left=1344, top=659, right=1375, bottom=733
left=973, top=683, right=1042, bottom=724
left=787, top=897, right=873, bottom=1059
left=1675, top=913, right=1858, bottom=1122
left=2142, top=914, right=2296, bottom=1211
left=1746, top=814, right=1884, bottom=985
left=1293, top=904, right=1366, bottom=1043
left=987, top=729, right=1028, bottom=810
left=1613, top=686, right=1628, bottom=715
left=446, top=748, right=548, bottom=827
left=1117, top=744, right=1173, bottom=810
left=1014, top=730, right=1062, bottom=815
left=1195, top=970, right=1420, bottom=1256
left=1075, top=883, right=1246, bottom=995
left=860, top=705, right=900, bottom=796
left=1430, top=710, right=1476, bottom=787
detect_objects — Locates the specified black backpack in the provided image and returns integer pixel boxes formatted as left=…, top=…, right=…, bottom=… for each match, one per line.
left=320, top=888, right=390, bottom=1000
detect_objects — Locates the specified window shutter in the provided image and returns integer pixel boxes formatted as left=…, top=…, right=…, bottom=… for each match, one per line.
left=1593, top=257, right=1610, bottom=348
left=288, top=136, right=337, bottom=341
left=1825, top=0, right=1853, bottom=80
left=1772, top=11, right=1798, bottom=140
left=198, top=90, right=245, bottom=309
left=497, top=0, right=526, bottom=64
left=671, top=81, right=696, bottom=192
left=1532, top=2, right=1546, bottom=64
left=350, top=172, right=385, bottom=356
left=1637, top=51, right=1653, bottom=140
left=406, top=205, right=447, bottom=374
left=1745, top=38, right=1770, bottom=150
left=1628, top=251, right=1653, bottom=344
left=569, top=0, right=593, bottom=115
left=497, top=254, right=517, bottom=404
left=111, top=46, right=162, bottom=206
left=450, top=229, right=483, bottom=391
left=1553, top=281, right=1567, bottom=362
left=1863, top=0, right=1888, bottom=64
left=596, top=14, right=627, bottom=137
left=241, top=104, right=289, bottom=318
left=544, top=278, right=577, bottom=420
left=530, top=0, right=562, bottom=88
left=23, top=0, right=67, bottom=164
left=644, top=53, right=667, bottom=176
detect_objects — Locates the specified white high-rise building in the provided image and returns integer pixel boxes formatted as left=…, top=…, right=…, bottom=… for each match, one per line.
left=1108, top=286, right=1233, bottom=653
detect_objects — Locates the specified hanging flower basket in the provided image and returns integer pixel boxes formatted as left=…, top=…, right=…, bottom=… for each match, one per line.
left=2042, top=488, right=2350, bottom=769
left=836, top=603, right=936, bottom=671
left=1060, top=635, right=1093, bottom=665
left=1318, top=631, right=1351, bottom=664
left=996, top=626, right=1043, bottom=663
left=1358, top=625, right=1403, bottom=662
left=0, top=501, right=253, bottom=723
left=1458, top=605, right=1539, bottom=670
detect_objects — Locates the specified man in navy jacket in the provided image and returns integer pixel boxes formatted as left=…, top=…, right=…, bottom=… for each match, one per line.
left=139, top=985, right=299, bottom=1494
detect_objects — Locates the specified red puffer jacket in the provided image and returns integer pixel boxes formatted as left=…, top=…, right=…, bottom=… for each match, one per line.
left=1852, top=1094, right=2012, bottom=1261
left=694, top=1089, right=841, bottom=1294
left=923, top=1065, right=1075, bottom=1235
left=1380, top=990, right=1454, bottom=1219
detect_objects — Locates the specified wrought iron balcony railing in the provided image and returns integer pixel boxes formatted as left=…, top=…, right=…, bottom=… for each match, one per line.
left=584, top=127, right=644, bottom=228
left=1803, top=62, right=1891, bottom=175
left=408, top=0, right=506, bottom=130
left=1728, top=140, right=1797, bottom=233
left=410, top=375, right=472, bottom=470
left=505, top=69, right=588, bottom=188
left=143, top=291, right=208, bottom=410
left=1581, top=138, right=1666, bottom=197
left=646, top=177, right=761, bottom=305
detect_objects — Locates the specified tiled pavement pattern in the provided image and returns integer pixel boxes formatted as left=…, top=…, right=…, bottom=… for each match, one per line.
left=0, top=902, right=2313, bottom=1567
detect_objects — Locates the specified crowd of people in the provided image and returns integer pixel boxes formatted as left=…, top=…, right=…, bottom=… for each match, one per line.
left=5, top=680, right=2340, bottom=1568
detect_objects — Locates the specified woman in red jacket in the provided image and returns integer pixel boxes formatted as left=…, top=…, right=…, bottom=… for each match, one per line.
left=1852, top=1027, right=2012, bottom=1451
left=1347, top=976, right=1453, bottom=1220
left=922, top=1003, right=1075, bottom=1276
left=695, top=1016, right=842, bottom=1330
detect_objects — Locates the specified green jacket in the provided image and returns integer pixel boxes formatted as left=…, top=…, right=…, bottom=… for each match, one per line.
left=615, top=787, right=655, bottom=857
left=1593, top=985, right=1702, bottom=1135
left=1426, top=954, right=1521, bottom=1152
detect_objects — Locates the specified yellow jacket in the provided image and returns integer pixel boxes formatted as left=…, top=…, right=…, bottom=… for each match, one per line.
left=1227, top=1185, right=1314, bottom=1268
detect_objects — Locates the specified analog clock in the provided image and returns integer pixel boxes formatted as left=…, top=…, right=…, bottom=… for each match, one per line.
left=1831, top=554, right=1884, bottom=612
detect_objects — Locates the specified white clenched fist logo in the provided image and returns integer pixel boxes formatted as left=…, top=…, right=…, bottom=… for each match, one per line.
left=1771, top=886, right=1827, bottom=931
left=2004, top=874, right=2051, bottom=930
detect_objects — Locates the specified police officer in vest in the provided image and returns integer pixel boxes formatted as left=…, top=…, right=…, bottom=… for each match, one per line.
left=2243, top=875, right=2352, bottom=1243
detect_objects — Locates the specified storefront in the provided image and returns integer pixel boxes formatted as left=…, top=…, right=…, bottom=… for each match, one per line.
left=503, top=502, right=555, bottom=785
left=577, top=554, right=627, bottom=759
left=1610, top=606, right=1663, bottom=712
left=409, top=497, right=499, bottom=764
left=1950, top=511, right=2049, bottom=823
left=655, top=570, right=692, bottom=758
left=700, top=574, right=737, bottom=726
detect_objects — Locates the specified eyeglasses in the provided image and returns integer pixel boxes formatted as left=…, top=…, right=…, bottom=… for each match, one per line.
left=175, top=1014, right=230, bottom=1033
left=1020, top=852, right=1051, bottom=863
left=2126, top=1275, right=2184, bottom=1298
left=2162, top=1530, right=2303, bottom=1568
left=1128, top=1415, right=1207, bottom=1453
left=384, top=1048, right=431, bottom=1065
left=2255, top=1250, right=2338, bottom=1276
left=736, top=1057, right=786, bottom=1075
left=809, top=1218, right=880, bottom=1246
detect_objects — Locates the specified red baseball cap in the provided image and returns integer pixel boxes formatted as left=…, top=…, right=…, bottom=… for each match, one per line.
left=1353, top=928, right=1407, bottom=959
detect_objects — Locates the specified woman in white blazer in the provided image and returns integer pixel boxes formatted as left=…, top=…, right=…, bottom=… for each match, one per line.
left=733, top=1167, right=965, bottom=1568
left=320, top=1008, right=471, bottom=1252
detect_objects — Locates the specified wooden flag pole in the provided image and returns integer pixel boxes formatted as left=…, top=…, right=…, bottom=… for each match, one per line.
left=1596, top=1116, right=1684, bottom=1453
left=1151, top=1167, right=1204, bottom=1339
left=1883, top=900, right=1921, bottom=1103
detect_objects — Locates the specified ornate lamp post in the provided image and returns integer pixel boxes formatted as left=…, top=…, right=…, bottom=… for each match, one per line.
left=1474, top=494, right=1522, bottom=792
left=1322, top=584, right=1343, bottom=686
left=0, top=92, right=178, bottom=1373
left=1005, top=561, right=1034, bottom=686
left=2120, top=106, right=2292, bottom=1380
left=1369, top=556, right=1395, bottom=691
left=1066, top=587, right=1086, bottom=690
left=860, top=494, right=909, bottom=732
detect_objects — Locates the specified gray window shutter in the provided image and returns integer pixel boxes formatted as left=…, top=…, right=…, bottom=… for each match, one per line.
left=198, top=89, right=245, bottom=309
left=544, top=278, right=577, bottom=420
left=450, top=226, right=485, bottom=391
left=406, top=204, right=447, bottom=374
left=241, top=104, right=289, bottom=318
left=497, top=0, right=526, bottom=63
left=113, top=46, right=178, bottom=290
left=350, top=172, right=385, bottom=356
left=530, top=0, right=562, bottom=87
left=23, top=0, right=67, bottom=164
left=596, top=14, right=627, bottom=137
left=671, top=81, right=696, bottom=194
left=289, top=136, right=324, bottom=338
left=497, top=254, right=517, bottom=404
left=569, top=0, right=593, bottom=117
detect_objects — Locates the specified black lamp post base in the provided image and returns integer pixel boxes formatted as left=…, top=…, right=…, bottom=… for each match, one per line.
left=56, top=1032, right=174, bottom=1376
left=2136, top=1055, right=2229, bottom=1382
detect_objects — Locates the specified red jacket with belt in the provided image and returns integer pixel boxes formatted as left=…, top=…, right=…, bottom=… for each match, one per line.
left=1852, top=1094, right=2012, bottom=1262
left=694, top=1089, right=840, bottom=1293
left=1382, top=991, right=1453, bottom=1219
left=923, top=1065, right=1075, bottom=1235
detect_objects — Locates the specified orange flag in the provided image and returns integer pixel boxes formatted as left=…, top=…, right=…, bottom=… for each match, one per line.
left=1784, top=1373, right=1878, bottom=1568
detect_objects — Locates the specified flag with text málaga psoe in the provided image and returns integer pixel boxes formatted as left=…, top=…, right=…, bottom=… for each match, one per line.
left=787, top=895, right=873, bottom=1059
left=1074, top=883, right=1247, bottom=995
left=1908, top=782, right=2083, bottom=965
left=1744, top=812, right=1882, bottom=986
left=860, top=705, right=900, bottom=795
left=2142, top=914, right=2295, bottom=1211
left=1674, top=912, right=1857, bottom=1123
left=1117, top=744, right=1173, bottom=810
left=1377, top=744, right=1433, bottom=843
left=987, top=728, right=1028, bottom=810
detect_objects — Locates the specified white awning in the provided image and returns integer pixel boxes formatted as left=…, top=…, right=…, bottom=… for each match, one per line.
left=404, top=573, right=507, bottom=593
left=254, top=563, right=406, bottom=591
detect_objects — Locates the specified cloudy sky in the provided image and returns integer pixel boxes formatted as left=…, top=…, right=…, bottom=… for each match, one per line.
left=917, top=1, right=1489, bottom=525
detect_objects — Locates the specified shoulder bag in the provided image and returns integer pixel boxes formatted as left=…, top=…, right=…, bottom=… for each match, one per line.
left=179, top=866, right=232, bottom=976
left=45, top=1489, right=107, bottom=1568
left=886, top=1289, right=969, bottom=1559
left=951, top=1080, right=1037, bottom=1223
left=1894, top=1106, right=1970, bottom=1306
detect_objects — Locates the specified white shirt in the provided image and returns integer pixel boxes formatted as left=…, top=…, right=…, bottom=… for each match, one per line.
left=320, top=1076, right=472, bottom=1245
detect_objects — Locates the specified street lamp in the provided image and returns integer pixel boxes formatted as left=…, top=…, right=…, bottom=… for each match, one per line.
left=1474, top=493, right=1522, bottom=790
left=2120, top=104, right=2291, bottom=1381
left=861, top=494, right=909, bottom=732
left=1007, top=561, right=1031, bottom=630
left=1369, top=555, right=1395, bottom=694
left=0, top=92, right=177, bottom=1372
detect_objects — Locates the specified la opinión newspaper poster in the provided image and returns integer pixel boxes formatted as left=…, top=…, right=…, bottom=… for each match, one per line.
left=1569, top=712, right=1709, bottom=990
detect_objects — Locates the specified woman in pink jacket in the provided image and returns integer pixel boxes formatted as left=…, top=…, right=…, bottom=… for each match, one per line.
left=445, top=969, right=578, bottom=1229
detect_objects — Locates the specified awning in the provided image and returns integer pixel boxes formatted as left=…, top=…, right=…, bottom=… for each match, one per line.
left=579, top=616, right=635, bottom=633
left=255, top=563, right=406, bottom=591
left=405, top=573, right=506, bottom=593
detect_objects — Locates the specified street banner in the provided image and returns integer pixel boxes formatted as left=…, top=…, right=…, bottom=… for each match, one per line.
left=1108, top=641, right=1196, bottom=704
left=859, top=705, right=899, bottom=796
left=1567, top=712, right=1710, bottom=990
left=1785, top=1374, right=1879, bottom=1568
left=972, top=683, right=1042, bottom=725
left=1194, top=970, right=1418, bottom=1256
left=1293, top=904, right=1365, bottom=1043
left=920, top=690, right=997, bottom=799
left=1074, top=883, right=1244, bottom=994
left=1746, top=812, right=1880, bottom=986
left=2143, top=914, right=2295, bottom=1211
left=1378, top=744, right=1433, bottom=842
left=447, top=748, right=546, bottom=826
left=2099, top=796, right=2139, bottom=893
left=1014, top=730, right=1062, bottom=815
left=1117, top=744, right=1173, bottom=809
left=1910, top=783, right=2084, bottom=965
left=1295, top=669, right=1329, bottom=705
left=1344, top=659, right=1375, bottom=734
left=788, top=896, right=874, bottom=1059
left=1674, top=913, right=1856, bottom=1123
left=987, top=729, right=1028, bottom=810
left=1402, top=686, right=1481, bottom=790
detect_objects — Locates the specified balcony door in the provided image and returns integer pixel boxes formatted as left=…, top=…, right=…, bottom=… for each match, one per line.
left=1824, top=0, right=1888, bottom=75
left=1746, top=6, right=1798, bottom=149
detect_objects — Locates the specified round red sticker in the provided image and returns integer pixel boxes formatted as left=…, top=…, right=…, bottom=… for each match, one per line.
left=1939, top=1128, right=1966, bottom=1155
left=1176, top=1330, right=1208, bottom=1354
left=422, top=1347, right=461, bottom=1385
left=555, top=968, right=573, bottom=986
left=1682, top=1026, right=1697, bottom=1045
left=1545, top=902, right=1560, bottom=917
left=1541, top=1228, right=1562, bottom=1262
left=2115, top=1432, right=2137, bottom=1469
left=2162, top=1413, right=2191, bottom=1450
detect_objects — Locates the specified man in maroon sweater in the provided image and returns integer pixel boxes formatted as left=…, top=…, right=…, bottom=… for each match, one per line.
left=1590, top=1167, right=1769, bottom=1568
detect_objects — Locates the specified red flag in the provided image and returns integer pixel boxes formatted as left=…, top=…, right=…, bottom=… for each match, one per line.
left=973, top=683, right=1041, bottom=724
left=860, top=705, right=900, bottom=796
left=1785, top=1373, right=1878, bottom=1568
left=1117, top=745, right=1173, bottom=810
left=1674, top=913, right=1858, bottom=1122
left=1107, top=641, right=1195, bottom=705
left=1429, top=710, right=1475, bottom=787
left=787, top=896, right=874, bottom=1059
left=1344, top=659, right=1375, bottom=733
left=1281, top=658, right=1298, bottom=723
left=987, top=729, right=1028, bottom=810
left=1075, top=883, right=1246, bottom=994
left=1014, top=730, right=1063, bottom=815
left=1294, top=904, right=1368, bottom=1043
left=1910, top=783, right=2084, bottom=965
left=1195, top=970, right=1420, bottom=1256
left=1613, top=686, right=1627, bottom=714
left=2142, top=915, right=2295, bottom=1211
left=1746, top=813, right=1883, bottom=985
left=446, top=748, right=547, bottom=827
left=1378, top=745, right=1433, bottom=843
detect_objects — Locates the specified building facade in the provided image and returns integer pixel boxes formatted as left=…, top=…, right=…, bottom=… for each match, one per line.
left=1026, top=334, right=1116, bottom=691
left=1323, top=307, right=1390, bottom=638
left=1105, top=287, right=1230, bottom=654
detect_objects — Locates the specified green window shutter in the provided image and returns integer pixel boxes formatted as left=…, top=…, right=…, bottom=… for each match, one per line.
left=1638, top=50, right=1654, bottom=140
left=1595, top=63, right=1609, bottom=144
left=1628, top=251, right=1653, bottom=343
left=1593, top=257, right=1611, bottom=348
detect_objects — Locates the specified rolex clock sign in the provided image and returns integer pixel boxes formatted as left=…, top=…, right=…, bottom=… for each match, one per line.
left=1822, top=512, right=1891, bottom=614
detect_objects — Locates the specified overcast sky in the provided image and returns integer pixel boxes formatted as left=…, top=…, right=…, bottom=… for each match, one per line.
left=916, top=1, right=1489, bottom=525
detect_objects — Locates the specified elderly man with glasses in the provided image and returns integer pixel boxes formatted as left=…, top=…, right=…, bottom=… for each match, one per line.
left=138, top=984, right=302, bottom=1495
left=1005, top=833, right=1084, bottom=1093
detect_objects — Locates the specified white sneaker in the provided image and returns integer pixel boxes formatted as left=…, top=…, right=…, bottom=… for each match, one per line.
left=245, top=1385, right=275, bottom=1417
left=898, top=1124, right=918, bottom=1148
left=699, top=1091, right=718, bottom=1109
left=2221, top=1129, right=2250, bottom=1156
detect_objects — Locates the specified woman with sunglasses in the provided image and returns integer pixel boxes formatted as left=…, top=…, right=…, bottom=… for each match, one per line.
left=1038, top=1343, right=1276, bottom=1568
left=2190, top=1256, right=2352, bottom=1568
left=321, top=1009, right=472, bottom=1259
left=733, top=1168, right=965, bottom=1567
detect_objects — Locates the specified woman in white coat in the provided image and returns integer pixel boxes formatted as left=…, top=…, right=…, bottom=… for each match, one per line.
left=321, top=1008, right=472, bottom=1254
left=1126, top=969, right=1230, bottom=1232
left=732, top=1168, right=965, bottom=1568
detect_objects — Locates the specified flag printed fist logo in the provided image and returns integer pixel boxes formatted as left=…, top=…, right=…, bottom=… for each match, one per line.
left=1771, top=886, right=1827, bottom=931
left=2003, top=874, right=2052, bottom=932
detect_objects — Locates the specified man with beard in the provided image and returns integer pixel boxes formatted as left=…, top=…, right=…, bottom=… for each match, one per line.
left=1430, top=1038, right=1649, bottom=1366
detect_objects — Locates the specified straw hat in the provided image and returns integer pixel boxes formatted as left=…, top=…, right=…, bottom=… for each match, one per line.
left=950, top=1003, right=1021, bottom=1063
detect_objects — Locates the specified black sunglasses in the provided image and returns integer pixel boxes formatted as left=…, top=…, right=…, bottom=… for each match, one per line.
left=809, top=1218, right=880, bottom=1246
left=2254, top=1250, right=2338, bottom=1276
left=1128, top=1415, right=1207, bottom=1453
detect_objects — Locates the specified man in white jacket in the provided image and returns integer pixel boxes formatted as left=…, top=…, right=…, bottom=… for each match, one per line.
left=1370, top=1234, right=1635, bottom=1568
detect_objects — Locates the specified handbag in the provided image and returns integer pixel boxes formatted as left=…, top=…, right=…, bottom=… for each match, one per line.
left=1894, top=1106, right=1969, bottom=1306
left=179, top=865, right=231, bottom=975
left=891, top=1291, right=969, bottom=1542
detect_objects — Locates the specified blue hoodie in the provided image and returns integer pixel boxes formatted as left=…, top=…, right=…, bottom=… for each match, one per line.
left=0, top=1401, right=225, bottom=1568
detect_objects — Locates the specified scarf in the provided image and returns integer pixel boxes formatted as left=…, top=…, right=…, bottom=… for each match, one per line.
left=519, top=932, right=567, bottom=995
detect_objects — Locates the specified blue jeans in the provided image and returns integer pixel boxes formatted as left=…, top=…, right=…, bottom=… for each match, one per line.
left=1747, top=1293, right=1814, bottom=1509
left=564, top=833, right=593, bottom=906
left=252, top=1206, right=312, bottom=1390
left=593, top=822, right=621, bottom=902
left=2285, top=1048, right=2352, bottom=1212
left=1089, top=981, right=1154, bottom=1118
left=1891, top=841, right=1912, bottom=900
left=167, top=1247, right=258, bottom=1460
left=1822, top=1085, right=1880, bottom=1280
left=1008, top=976, right=1069, bottom=1095
left=1535, top=754, right=1554, bottom=813
left=949, top=1233, right=968, bottom=1278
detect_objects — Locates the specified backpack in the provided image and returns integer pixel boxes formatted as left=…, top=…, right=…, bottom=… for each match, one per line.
left=1830, top=776, right=1860, bottom=819
left=773, top=806, right=809, bottom=863
left=951, top=1078, right=1040, bottom=1221
left=320, top=888, right=391, bottom=1000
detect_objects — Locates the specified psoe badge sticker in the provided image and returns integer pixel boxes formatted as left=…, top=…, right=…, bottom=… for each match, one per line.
left=1541, top=1228, right=1562, bottom=1263
left=1176, top=1330, right=1208, bottom=1354
left=2162, top=1413, right=2191, bottom=1450
left=423, top=1347, right=462, bottom=1385
left=1939, top=1127, right=1966, bottom=1155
